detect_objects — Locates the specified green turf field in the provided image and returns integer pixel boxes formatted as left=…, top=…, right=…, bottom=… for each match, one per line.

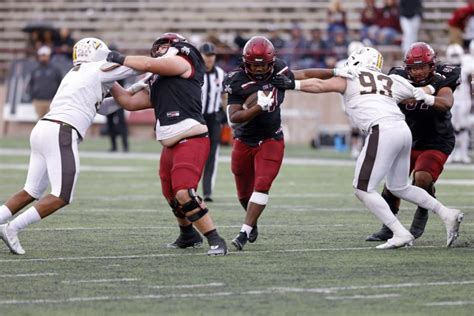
left=0, top=136, right=473, bottom=316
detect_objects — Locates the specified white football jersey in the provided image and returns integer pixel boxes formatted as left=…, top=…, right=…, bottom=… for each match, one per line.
left=342, top=69, right=414, bottom=132
left=44, top=61, right=139, bottom=137
left=452, top=56, right=474, bottom=127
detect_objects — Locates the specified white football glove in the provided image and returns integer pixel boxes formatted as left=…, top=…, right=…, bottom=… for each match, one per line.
left=257, top=90, right=274, bottom=111
left=413, top=87, right=435, bottom=106
left=333, top=66, right=360, bottom=79
left=127, top=81, right=149, bottom=94
left=126, top=72, right=153, bottom=94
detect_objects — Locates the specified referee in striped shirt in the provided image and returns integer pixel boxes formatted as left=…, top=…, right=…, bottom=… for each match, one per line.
left=199, top=42, right=226, bottom=202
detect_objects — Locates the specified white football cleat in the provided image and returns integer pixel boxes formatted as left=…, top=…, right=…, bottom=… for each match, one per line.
left=376, top=233, right=414, bottom=250
left=444, top=209, right=464, bottom=247
left=0, top=223, right=25, bottom=255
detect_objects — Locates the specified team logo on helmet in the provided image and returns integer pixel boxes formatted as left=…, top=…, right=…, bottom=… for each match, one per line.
left=73, top=37, right=109, bottom=66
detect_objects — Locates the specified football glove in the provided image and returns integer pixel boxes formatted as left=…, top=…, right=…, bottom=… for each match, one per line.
left=257, top=90, right=274, bottom=111
left=106, top=50, right=126, bottom=65
left=413, top=87, right=435, bottom=106
left=271, top=74, right=295, bottom=90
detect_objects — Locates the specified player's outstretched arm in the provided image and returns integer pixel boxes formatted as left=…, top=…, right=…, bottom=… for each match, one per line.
left=107, top=51, right=192, bottom=78
left=110, top=82, right=152, bottom=111
left=292, top=68, right=357, bottom=80
left=298, top=77, right=346, bottom=94
left=413, top=86, right=454, bottom=112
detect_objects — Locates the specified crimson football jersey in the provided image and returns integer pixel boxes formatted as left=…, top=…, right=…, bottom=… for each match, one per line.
left=224, top=58, right=294, bottom=146
left=388, top=64, right=461, bottom=154
left=149, top=42, right=206, bottom=127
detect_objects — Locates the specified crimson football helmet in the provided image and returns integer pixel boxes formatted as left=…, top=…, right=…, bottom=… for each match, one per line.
left=242, top=36, right=276, bottom=81
left=404, top=42, right=437, bottom=85
left=150, top=33, right=187, bottom=57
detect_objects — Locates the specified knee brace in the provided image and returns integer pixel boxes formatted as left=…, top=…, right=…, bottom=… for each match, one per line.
left=179, top=189, right=208, bottom=222
left=169, top=199, right=186, bottom=219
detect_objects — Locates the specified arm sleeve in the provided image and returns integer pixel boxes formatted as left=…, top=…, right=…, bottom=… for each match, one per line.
left=99, top=65, right=141, bottom=83
left=389, top=74, right=415, bottom=103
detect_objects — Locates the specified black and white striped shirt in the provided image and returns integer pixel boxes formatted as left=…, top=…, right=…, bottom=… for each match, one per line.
left=201, top=66, right=225, bottom=114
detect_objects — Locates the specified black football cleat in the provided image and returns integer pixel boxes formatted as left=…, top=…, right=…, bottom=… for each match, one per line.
left=167, top=228, right=203, bottom=249
left=248, top=225, right=258, bottom=243
left=409, top=208, right=429, bottom=239
left=231, top=232, right=248, bottom=251
left=207, top=237, right=228, bottom=256
left=366, top=224, right=393, bottom=241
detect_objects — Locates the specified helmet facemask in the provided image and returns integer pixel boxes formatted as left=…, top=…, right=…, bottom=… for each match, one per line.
left=242, top=36, right=276, bottom=81
left=150, top=33, right=187, bottom=57
left=404, top=42, right=436, bottom=85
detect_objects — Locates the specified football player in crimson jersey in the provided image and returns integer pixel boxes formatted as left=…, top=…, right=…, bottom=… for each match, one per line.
left=107, top=33, right=227, bottom=256
left=366, top=42, right=462, bottom=242
left=225, top=36, right=355, bottom=250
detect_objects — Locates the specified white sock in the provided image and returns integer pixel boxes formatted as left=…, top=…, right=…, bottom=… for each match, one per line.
left=9, top=206, right=41, bottom=233
left=354, top=189, right=410, bottom=235
left=390, top=185, right=439, bottom=213
left=240, top=224, right=253, bottom=238
left=0, top=205, right=13, bottom=223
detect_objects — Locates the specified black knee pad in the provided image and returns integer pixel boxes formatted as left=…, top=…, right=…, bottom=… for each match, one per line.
left=169, top=199, right=186, bottom=219
left=180, top=189, right=209, bottom=222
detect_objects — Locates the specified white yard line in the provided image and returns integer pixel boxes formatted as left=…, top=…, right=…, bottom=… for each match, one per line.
left=149, top=282, right=225, bottom=289
left=270, top=280, right=474, bottom=294
left=0, top=273, right=57, bottom=278
left=0, top=245, right=441, bottom=264
left=0, top=280, right=472, bottom=305
left=425, top=301, right=474, bottom=306
left=0, top=163, right=143, bottom=173
left=325, top=293, right=400, bottom=300
left=61, top=278, right=138, bottom=284
left=2, top=148, right=473, bottom=170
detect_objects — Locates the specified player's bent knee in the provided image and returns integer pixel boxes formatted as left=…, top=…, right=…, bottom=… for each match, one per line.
left=254, top=177, right=273, bottom=193
left=249, top=192, right=269, bottom=206
left=413, top=171, right=433, bottom=189
left=169, top=199, right=186, bottom=219
left=177, top=189, right=209, bottom=222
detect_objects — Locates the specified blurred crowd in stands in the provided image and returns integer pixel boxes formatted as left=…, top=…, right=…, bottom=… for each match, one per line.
left=22, top=0, right=474, bottom=75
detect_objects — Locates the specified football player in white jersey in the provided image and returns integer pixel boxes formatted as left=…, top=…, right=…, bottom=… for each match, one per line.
left=272, top=47, right=464, bottom=249
left=0, top=38, right=140, bottom=255
left=446, top=43, right=474, bottom=163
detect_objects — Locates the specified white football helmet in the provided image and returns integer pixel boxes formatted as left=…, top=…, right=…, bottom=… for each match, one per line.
left=347, top=41, right=364, bottom=56
left=345, top=47, right=383, bottom=72
left=73, top=37, right=110, bottom=66
left=445, top=43, right=464, bottom=65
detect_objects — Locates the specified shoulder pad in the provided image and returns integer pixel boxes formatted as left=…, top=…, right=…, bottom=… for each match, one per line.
left=100, top=62, right=121, bottom=72
left=223, top=70, right=247, bottom=95
left=274, top=59, right=289, bottom=74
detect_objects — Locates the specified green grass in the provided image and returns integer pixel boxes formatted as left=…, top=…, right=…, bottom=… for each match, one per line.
left=0, top=136, right=473, bottom=316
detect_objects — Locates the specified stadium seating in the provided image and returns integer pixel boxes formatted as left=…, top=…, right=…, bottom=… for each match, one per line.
left=0, top=0, right=468, bottom=78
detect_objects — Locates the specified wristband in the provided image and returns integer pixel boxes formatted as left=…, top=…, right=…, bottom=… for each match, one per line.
left=425, top=94, right=435, bottom=106
left=294, top=80, right=301, bottom=90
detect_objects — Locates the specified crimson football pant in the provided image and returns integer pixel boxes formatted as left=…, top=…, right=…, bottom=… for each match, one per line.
left=231, top=138, right=284, bottom=200
left=410, top=149, right=449, bottom=182
left=159, top=136, right=210, bottom=202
